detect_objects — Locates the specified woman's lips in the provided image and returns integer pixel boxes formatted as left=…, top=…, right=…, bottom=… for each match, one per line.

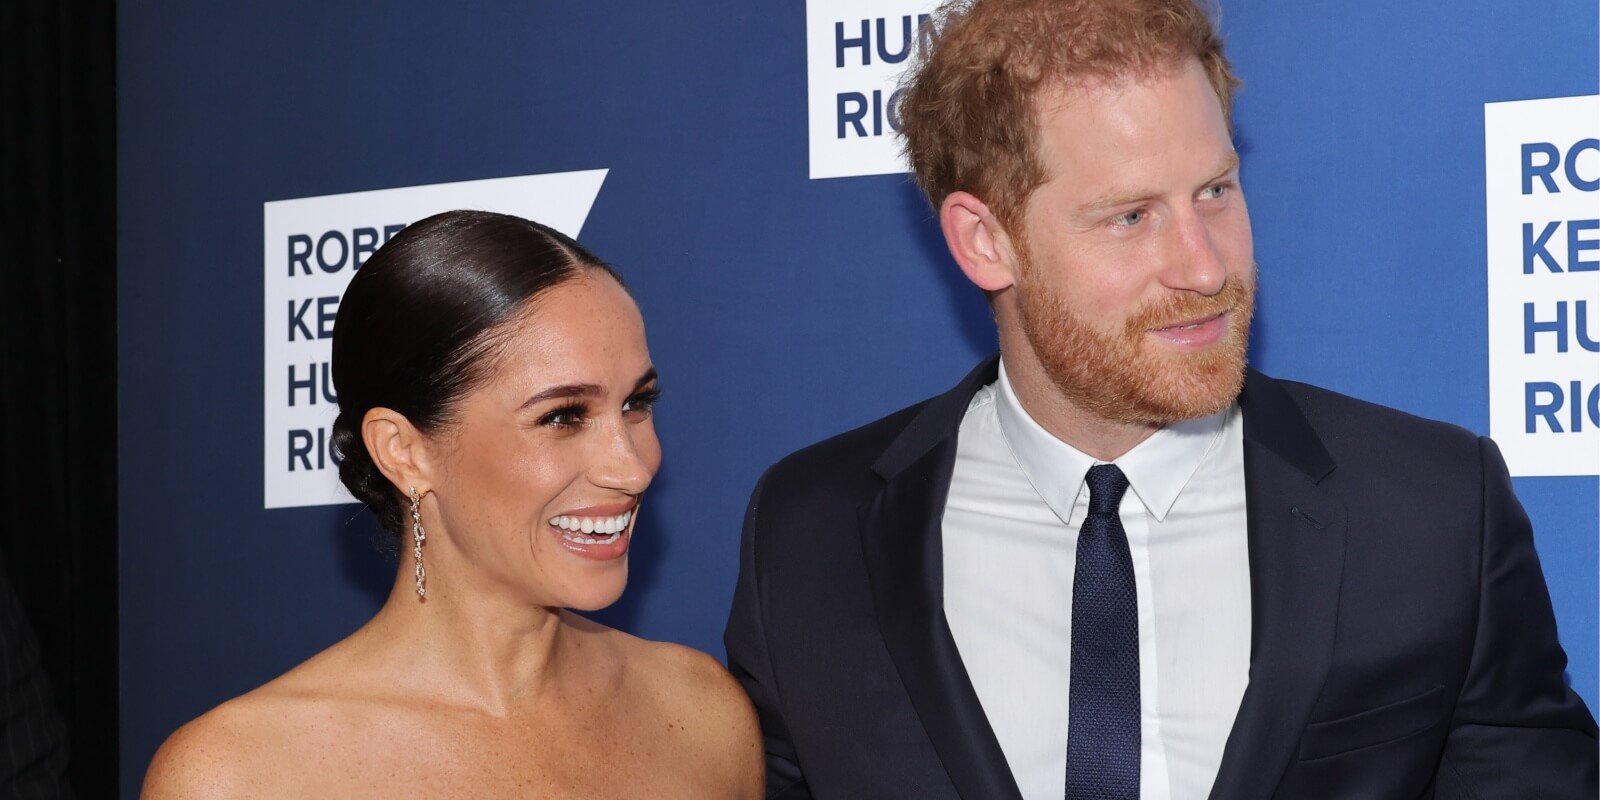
left=1148, top=310, right=1229, bottom=348
left=547, top=504, right=637, bottom=561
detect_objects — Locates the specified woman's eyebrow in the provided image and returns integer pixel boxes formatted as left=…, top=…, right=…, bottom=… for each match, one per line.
left=632, top=368, right=658, bottom=391
left=518, top=368, right=657, bottom=411
left=518, top=383, right=602, bottom=411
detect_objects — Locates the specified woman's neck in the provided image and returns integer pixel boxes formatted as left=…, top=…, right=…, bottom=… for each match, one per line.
left=354, top=561, right=572, bottom=717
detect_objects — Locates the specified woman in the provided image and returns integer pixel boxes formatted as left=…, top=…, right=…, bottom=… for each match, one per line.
left=143, top=211, right=763, bottom=798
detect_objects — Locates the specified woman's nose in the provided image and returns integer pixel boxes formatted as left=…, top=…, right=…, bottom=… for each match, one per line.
left=589, top=421, right=656, bottom=493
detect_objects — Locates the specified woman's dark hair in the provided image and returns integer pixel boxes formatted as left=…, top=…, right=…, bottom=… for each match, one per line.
left=330, top=209, right=619, bottom=535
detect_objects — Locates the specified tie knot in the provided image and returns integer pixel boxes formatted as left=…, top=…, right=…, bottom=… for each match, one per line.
left=1084, top=464, right=1130, bottom=516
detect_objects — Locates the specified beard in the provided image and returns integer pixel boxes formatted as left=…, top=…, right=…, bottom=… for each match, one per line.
left=1015, top=258, right=1256, bottom=426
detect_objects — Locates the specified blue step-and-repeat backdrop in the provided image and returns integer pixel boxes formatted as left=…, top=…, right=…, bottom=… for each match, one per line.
left=119, top=1, right=1598, bottom=795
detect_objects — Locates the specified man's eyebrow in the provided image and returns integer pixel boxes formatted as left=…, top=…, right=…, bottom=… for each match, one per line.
left=1076, top=151, right=1242, bottom=215
left=1208, top=151, right=1241, bottom=183
left=517, top=367, right=658, bottom=411
left=1079, top=188, right=1154, bottom=215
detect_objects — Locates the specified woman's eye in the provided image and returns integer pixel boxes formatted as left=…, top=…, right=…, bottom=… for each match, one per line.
left=539, top=404, right=588, bottom=428
left=623, top=388, right=661, bottom=418
left=1111, top=209, right=1146, bottom=227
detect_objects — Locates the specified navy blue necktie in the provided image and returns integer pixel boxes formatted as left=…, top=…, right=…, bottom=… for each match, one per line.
left=1066, top=464, right=1140, bottom=800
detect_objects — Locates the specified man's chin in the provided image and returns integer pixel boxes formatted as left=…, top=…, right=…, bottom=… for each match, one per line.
left=1072, top=354, right=1247, bottom=426
left=1021, top=292, right=1253, bottom=428
left=1137, top=364, right=1246, bottom=424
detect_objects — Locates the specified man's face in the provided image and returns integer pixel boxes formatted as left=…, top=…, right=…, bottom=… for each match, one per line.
left=1010, top=57, right=1255, bottom=425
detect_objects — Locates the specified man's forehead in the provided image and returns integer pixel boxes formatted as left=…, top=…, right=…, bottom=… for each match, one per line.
left=1024, top=60, right=1237, bottom=204
left=1032, top=56, right=1207, bottom=118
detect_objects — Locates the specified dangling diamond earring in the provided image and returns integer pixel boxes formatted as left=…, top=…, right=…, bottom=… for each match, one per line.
left=409, top=486, right=427, bottom=600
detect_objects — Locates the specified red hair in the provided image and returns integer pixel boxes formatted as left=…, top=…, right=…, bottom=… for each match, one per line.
left=899, top=0, right=1240, bottom=232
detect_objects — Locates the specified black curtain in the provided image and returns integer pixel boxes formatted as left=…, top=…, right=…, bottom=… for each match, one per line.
left=0, top=0, right=119, bottom=796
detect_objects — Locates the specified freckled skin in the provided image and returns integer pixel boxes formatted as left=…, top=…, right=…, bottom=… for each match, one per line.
left=142, top=277, right=763, bottom=799
left=145, top=619, right=761, bottom=799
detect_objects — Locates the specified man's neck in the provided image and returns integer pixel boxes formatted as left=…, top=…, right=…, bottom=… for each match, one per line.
left=999, top=339, right=1162, bottom=462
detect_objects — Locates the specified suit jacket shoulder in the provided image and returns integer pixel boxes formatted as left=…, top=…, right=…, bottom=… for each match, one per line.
left=1247, top=373, right=1596, bottom=798
left=761, top=399, right=928, bottom=511
left=1264, top=377, right=1488, bottom=508
left=728, top=356, right=1015, bottom=800
left=757, top=357, right=1000, bottom=523
left=1274, top=378, right=1479, bottom=461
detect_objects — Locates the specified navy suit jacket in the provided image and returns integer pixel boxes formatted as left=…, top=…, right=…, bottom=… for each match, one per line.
left=725, top=357, right=1597, bottom=799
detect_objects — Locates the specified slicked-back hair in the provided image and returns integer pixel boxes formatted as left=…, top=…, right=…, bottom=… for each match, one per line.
left=330, top=210, right=621, bottom=536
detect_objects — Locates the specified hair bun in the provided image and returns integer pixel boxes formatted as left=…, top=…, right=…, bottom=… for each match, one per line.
left=330, top=414, right=404, bottom=534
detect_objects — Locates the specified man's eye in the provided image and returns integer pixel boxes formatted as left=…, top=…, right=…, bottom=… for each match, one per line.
left=1200, top=184, right=1229, bottom=200
left=1112, top=209, right=1146, bottom=227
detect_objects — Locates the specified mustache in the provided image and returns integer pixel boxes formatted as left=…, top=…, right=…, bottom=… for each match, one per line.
left=1124, top=272, right=1255, bottom=334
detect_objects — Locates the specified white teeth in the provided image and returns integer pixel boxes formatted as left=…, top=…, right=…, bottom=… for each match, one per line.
left=547, top=510, right=633, bottom=542
left=558, top=531, right=621, bottom=546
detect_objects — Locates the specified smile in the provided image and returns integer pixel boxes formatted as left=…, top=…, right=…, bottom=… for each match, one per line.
left=1153, top=311, right=1225, bottom=331
left=550, top=510, right=633, bottom=545
left=1148, top=310, right=1229, bottom=347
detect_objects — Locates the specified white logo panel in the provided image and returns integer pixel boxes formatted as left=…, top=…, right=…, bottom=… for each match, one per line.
left=1485, top=95, right=1599, bottom=476
left=807, top=0, right=942, bottom=179
left=262, top=169, right=608, bottom=509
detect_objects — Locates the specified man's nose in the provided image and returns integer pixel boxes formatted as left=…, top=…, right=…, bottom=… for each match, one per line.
left=1163, top=211, right=1228, bottom=295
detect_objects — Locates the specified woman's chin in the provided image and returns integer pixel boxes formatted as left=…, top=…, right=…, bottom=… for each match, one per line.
left=548, top=561, right=629, bottom=613
left=530, top=521, right=634, bottom=611
left=561, top=580, right=628, bottom=613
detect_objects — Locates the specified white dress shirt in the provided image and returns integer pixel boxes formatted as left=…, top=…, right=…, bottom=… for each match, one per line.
left=942, top=361, right=1252, bottom=800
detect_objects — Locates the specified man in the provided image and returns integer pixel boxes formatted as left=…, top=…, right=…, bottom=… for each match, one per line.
left=724, top=0, right=1598, bottom=797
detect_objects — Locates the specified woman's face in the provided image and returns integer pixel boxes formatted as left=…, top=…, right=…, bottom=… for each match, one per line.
left=426, top=274, right=661, bottom=611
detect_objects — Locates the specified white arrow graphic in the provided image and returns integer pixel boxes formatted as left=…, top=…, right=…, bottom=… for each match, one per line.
left=262, top=169, right=610, bottom=509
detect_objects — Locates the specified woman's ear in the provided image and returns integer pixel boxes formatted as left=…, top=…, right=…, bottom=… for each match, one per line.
left=362, top=408, right=434, bottom=495
left=939, top=191, right=1022, bottom=293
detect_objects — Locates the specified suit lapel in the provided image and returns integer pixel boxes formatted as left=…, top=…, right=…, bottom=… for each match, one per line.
left=1208, top=371, right=1349, bottom=800
left=855, top=363, right=1346, bottom=799
left=858, top=356, right=1024, bottom=800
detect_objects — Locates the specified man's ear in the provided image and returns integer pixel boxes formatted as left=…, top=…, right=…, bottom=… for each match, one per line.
left=939, top=191, right=1021, bottom=293
left=362, top=407, right=435, bottom=496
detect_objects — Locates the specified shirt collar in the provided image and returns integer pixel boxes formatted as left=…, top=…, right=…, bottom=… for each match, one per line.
left=993, top=359, right=1231, bottom=523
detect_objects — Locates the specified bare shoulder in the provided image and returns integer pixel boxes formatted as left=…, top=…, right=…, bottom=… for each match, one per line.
left=140, top=690, right=298, bottom=800
left=570, top=617, right=749, bottom=719
left=642, top=640, right=750, bottom=712
left=634, top=638, right=764, bottom=796
left=568, top=616, right=753, bottom=720
left=566, top=615, right=762, bottom=796
left=141, top=651, right=363, bottom=800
